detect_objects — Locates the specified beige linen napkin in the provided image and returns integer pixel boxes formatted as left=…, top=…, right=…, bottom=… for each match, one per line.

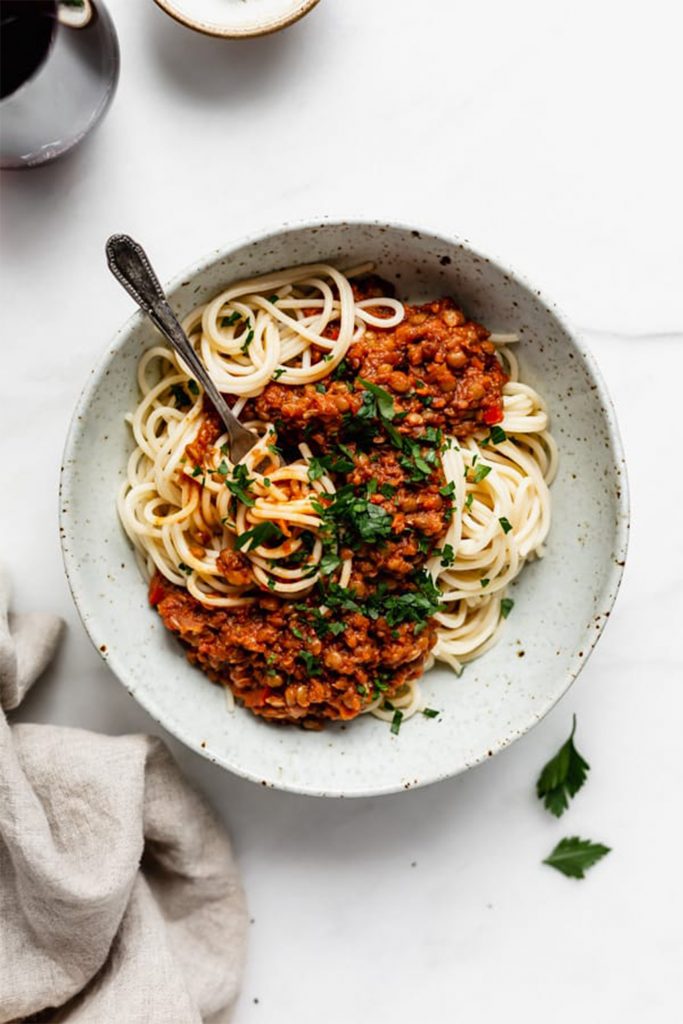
left=0, top=571, right=247, bottom=1024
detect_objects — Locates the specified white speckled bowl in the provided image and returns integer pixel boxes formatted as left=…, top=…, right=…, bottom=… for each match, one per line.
left=153, top=0, right=320, bottom=38
left=59, top=220, right=629, bottom=797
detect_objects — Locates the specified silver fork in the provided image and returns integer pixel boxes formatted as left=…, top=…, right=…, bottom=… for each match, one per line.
left=105, top=234, right=258, bottom=463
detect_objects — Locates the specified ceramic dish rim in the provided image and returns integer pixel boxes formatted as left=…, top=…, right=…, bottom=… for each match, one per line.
left=59, top=215, right=630, bottom=797
left=152, top=0, right=320, bottom=39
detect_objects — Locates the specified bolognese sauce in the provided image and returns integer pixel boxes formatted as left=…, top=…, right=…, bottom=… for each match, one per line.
left=150, top=283, right=508, bottom=728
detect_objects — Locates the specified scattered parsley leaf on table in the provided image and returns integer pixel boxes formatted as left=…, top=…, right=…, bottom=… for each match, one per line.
left=543, top=837, right=611, bottom=879
left=536, top=714, right=590, bottom=817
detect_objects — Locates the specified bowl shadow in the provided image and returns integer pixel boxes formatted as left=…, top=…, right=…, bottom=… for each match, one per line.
left=143, top=1, right=323, bottom=104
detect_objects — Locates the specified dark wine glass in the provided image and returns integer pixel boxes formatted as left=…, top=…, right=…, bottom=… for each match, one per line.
left=0, top=0, right=120, bottom=169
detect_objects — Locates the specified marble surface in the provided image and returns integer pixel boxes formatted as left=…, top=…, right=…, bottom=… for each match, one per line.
left=1, top=1, right=681, bottom=1020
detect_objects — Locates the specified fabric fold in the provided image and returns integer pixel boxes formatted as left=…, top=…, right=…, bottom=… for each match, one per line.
left=0, top=571, right=247, bottom=1024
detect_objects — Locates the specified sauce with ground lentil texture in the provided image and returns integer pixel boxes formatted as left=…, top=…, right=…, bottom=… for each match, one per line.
left=150, top=283, right=507, bottom=728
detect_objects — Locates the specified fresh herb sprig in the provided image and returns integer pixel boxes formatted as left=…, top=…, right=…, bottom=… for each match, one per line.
left=226, top=464, right=256, bottom=507
left=543, top=837, right=610, bottom=879
left=536, top=715, right=590, bottom=817
left=235, top=521, right=283, bottom=551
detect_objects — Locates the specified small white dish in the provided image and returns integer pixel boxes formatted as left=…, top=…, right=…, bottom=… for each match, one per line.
left=59, top=219, right=629, bottom=797
left=153, top=0, right=320, bottom=38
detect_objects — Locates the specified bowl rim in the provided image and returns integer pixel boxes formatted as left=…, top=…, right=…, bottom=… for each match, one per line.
left=152, top=0, right=320, bottom=39
left=59, top=215, right=630, bottom=797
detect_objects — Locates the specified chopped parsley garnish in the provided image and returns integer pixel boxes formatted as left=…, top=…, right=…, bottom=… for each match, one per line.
left=332, top=359, right=349, bottom=380
left=543, top=837, right=610, bottom=879
left=240, top=327, right=255, bottom=354
left=319, top=550, right=341, bottom=576
left=499, top=516, right=512, bottom=534
left=328, top=621, right=345, bottom=636
left=313, top=485, right=393, bottom=547
left=367, top=479, right=378, bottom=496
left=439, top=543, right=455, bottom=568
left=439, top=481, right=455, bottom=498
left=171, top=384, right=191, bottom=408
left=291, top=626, right=304, bottom=640
left=178, top=562, right=192, bottom=574
left=298, top=650, right=321, bottom=676
left=317, top=571, right=442, bottom=635
left=489, top=425, right=507, bottom=444
left=187, top=379, right=200, bottom=396
left=481, top=578, right=490, bottom=587
left=221, top=311, right=242, bottom=327
left=191, top=465, right=203, bottom=478
left=500, top=597, right=514, bottom=618
left=471, top=464, right=492, bottom=484
left=390, top=709, right=403, bottom=735
left=273, top=368, right=286, bottom=380
left=225, top=463, right=256, bottom=506
left=307, top=449, right=355, bottom=482
left=215, top=459, right=229, bottom=476
left=536, top=715, right=590, bottom=818
left=267, top=294, right=279, bottom=303
left=235, top=521, right=283, bottom=551
left=422, top=708, right=439, bottom=718
left=315, top=383, right=326, bottom=394
left=465, top=492, right=474, bottom=509
left=359, top=378, right=396, bottom=421
left=379, top=483, right=396, bottom=498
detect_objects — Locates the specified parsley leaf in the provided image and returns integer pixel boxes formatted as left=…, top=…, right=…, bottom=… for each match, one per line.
left=422, top=708, right=439, bottom=718
left=298, top=650, right=321, bottom=676
left=226, top=464, right=256, bottom=506
left=171, top=384, right=191, bottom=408
left=316, top=484, right=393, bottom=547
left=178, top=562, right=192, bottom=574
left=465, top=492, right=474, bottom=510
left=500, top=597, right=514, bottom=618
left=390, top=709, right=403, bottom=735
left=221, top=311, right=242, bottom=327
left=489, top=425, right=507, bottom=444
left=235, top=521, right=283, bottom=551
left=319, top=550, right=341, bottom=576
left=240, top=327, right=254, bottom=354
left=307, top=450, right=355, bottom=481
left=499, top=516, right=513, bottom=534
left=359, top=378, right=396, bottom=421
left=542, top=837, right=611, bottom=879
left=471, top=464, right=492, bottom=484
left=187, top=379, right=200, bottom=396
left=536, top=715, right=590, bottom=817
left=439, top=543, right=455, bottom=568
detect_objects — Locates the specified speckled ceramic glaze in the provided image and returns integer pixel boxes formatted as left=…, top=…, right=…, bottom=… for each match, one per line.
left=153, top=0, right=320, bottom=38
left=59, top=220, right=629, bottom=797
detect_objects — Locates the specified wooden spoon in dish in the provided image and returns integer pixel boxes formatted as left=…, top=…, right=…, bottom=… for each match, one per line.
left=106, top=234, right=258, bottom=463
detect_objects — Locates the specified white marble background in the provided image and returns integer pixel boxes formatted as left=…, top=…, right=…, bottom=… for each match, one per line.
left=1, top=1, right=682, bottom=1020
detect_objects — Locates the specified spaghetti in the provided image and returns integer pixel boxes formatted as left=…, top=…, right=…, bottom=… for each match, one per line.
left=118, top=263, right=555, bottom=728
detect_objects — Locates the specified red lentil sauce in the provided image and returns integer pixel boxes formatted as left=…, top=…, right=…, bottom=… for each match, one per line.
left=150, top=283, right=507, bottom=728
